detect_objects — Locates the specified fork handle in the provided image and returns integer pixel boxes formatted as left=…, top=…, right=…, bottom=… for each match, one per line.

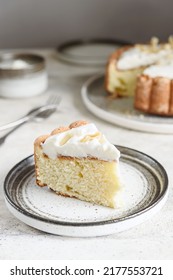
left=0, top=116, right=31, bottom=131
left=0, top=104, right=57, bottom=131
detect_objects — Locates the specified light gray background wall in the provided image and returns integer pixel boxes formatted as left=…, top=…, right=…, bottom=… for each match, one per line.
left=0, top=0, right=172, bottom=48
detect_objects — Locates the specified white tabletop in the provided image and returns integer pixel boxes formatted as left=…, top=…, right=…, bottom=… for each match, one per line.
left=0, top=49, right=173, bottom=260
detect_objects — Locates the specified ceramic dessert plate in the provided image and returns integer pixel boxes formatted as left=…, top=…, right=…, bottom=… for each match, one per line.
left=56, top=39, right=130, bottom=66
left=81, top=74, right=173, bottom=134
left=4, top=146, right=168, bottom=237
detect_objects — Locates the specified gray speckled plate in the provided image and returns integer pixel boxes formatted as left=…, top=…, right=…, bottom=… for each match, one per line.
left=4, top=146, right=168, bottom=237
left=81, top=74, right=173, bottom=134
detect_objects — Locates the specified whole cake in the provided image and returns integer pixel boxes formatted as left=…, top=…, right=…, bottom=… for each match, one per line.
left=34, top=121, right=121, bottom=208
left=105, top=37, right=173, bottom=116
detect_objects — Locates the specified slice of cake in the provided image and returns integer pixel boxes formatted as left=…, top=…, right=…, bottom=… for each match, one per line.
left=105, top=37, right=173, bottom=116
left=34, top=121, right=121, bottom=208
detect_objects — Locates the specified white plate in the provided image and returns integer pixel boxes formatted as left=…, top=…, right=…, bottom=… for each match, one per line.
left=81, top=74, right=173, bottom=134
left=4, top=146, right=168, bottom=237
left=56, top=39, right=129, bottom=66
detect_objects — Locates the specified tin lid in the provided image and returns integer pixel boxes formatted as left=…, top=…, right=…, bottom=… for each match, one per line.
left=0, top=53, right=46, bottom=77
left=56, top=38, right=132, bottom=66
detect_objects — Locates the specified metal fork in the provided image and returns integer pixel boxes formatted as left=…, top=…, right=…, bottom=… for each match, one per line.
left=0, top=94, right=61, bottom=131
left=0, top=94, right=61, bottom=145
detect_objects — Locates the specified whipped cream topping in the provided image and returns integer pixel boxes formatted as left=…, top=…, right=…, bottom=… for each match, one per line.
left=42, top=123, right=120, bottom=161
left=144, top=63, right=173, bottom=79
left=0, top=59, right=29, bottom=70
left=117, top=46, right=173, bottom=70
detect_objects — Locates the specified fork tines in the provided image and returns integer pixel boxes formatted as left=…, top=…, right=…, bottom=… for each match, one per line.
left=46, top=93, right=61, bottom=106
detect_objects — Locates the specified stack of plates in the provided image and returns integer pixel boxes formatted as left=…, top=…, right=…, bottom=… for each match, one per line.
left=56, top=38, right=130, bottom=66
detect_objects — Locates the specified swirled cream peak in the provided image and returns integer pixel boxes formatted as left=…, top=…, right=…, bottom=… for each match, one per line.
left=42, top=123, right=120, bottom=161
left=117, top=46, right=173, bottom=70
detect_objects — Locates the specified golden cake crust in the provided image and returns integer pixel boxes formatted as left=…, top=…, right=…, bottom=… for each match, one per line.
left=135, top=74, right=173, bottom=116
